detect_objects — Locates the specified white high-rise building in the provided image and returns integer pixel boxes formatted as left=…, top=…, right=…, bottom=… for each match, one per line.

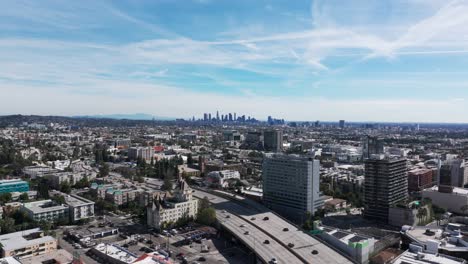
left=128, top=147, right=154, bottom=161
left=262, top=154, right=323, bottom=223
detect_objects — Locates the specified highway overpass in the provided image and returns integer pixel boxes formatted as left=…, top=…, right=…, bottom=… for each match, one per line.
left=193, top=189, right=353, bottom=264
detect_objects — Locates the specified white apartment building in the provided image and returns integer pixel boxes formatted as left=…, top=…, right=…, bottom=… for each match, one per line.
left=0, top=228, right=57, bottom=259
left=21, top=200, right=69, bottom=222
left=205, top=170, right=240, bottom=187
left=147, top=180, right=198, bottom=230
left=48, top=171, right=96, bottom=188
left=128, top=147, right=154, bottom=161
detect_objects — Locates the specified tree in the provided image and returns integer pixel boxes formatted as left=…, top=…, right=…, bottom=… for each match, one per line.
left=37, top=178, right=50, bottom=199
left=197, top=207, right=216, bottom=226
left=0, top=217, right=16, bottom=234
left=417, top=207, right=428, bottom=224
left=303, top=211, right=313, bottom=230
left=162, top=174, right=173, bottom=192
left=52, top=195, right=65, bottom=205
left=74, top=176, right=90, bottom=189
left=60, top=181, right=72, bottom=194
left=187, top=153, right=194, bottom=166
left=99, top=163, right=110, bottom=177
left=0, top=193, right=12, bottom=204
left=198, top=197, right=210, bottom=212
left=38, top=220, right=52, bottom=234
left=18, top=192, right=29, bottom=202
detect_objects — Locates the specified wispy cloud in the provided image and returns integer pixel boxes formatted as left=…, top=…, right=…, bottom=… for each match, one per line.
left=1, top=0, right=468, bottom=122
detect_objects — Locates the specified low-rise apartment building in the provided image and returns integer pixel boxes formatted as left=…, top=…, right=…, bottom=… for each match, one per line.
left=21, top=200, right=69, bottom=222
left=0, top=179, right=29, bottom=194
left=0, top=228, right=57, bottom=259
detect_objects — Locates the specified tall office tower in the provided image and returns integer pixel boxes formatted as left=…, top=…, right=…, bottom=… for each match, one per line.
left=203, top=113, right=208, bottom=121
left=234, top=113, right=236, bottom=121
left=216, top=111, right=219, bottom=121
left=208, top=113, right=211, bottom=121
left=363, top=157, right=408, bottom=223
left=439, top=159, right=468, bottom=188
left=228, top=113, right=233, bottom=121
left=362, top=136, right=385, bottom=159
left=262, top=154, right=323, bottom=223
left=263, top=130, right=283, bottom=152
left=339, top=120, right=345, bottom=128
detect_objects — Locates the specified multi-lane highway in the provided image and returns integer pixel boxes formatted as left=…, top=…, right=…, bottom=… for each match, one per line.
left=193, top=189, right=353, bottom=264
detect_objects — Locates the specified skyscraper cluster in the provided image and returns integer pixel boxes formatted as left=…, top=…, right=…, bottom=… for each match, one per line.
left=199, top=111, right=258, bottom=123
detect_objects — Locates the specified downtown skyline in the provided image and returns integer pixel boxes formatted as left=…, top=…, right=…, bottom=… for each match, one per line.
left=1, top=0, right=468, bottom=122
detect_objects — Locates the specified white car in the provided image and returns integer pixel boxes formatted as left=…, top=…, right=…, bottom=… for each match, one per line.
left=270, top=258, right=278, bottom=264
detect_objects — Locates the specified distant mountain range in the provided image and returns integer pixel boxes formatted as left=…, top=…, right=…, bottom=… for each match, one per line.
left=71, top=113, right=174, bottom=121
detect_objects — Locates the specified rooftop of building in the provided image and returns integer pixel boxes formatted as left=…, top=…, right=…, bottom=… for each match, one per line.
left=0, top=228, right=56, bottom=251
left=394, top=251, right=466, bottom=264
left=133, top=253, right=173, bottom=264
left=0, top=257, right=22, bottom=264
left=321, top=226, right=373, bottom=246
left=92, top=243, right=137, bottom=264
left=21, top=249, right=72, bottom=264
left=0, top=179, right=28, bottom=185
left=424, top=185, right=468, bottom=195
left=22, top=199, right=68, bottom=213
left=64, top=194, right=94, bottom=206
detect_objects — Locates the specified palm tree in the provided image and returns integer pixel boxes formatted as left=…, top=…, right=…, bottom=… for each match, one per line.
left=417, top=208, right=427, bottom=224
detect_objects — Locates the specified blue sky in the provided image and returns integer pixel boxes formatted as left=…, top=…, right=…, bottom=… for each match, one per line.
left=1, top=0, right=468, bottom=122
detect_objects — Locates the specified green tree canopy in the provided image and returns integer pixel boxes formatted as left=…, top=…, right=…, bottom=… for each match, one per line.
left=197, top=207, right=216, bottom=226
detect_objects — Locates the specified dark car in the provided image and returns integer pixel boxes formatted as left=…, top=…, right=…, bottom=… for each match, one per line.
left=283, top=228, right=289, bottom=231
left=198, top=257, right=206, bottom=261
left=288, top=243, right=295, bottom=248
left=263, top=216, right=269, bottom=221
left=264, top=240, right=270, bottom=244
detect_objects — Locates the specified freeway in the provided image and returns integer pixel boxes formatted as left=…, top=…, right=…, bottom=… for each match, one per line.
left=193, top=189, right=353, bottom=264
left=217, top=209, right=302, bottom=264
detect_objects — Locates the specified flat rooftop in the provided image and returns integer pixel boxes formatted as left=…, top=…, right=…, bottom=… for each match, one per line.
left=425, top=185, right=468, bottom=195
left=406, top=227, right=443, bottom=243
left=93, top=243, right=137, bottom=264
left=64, top=194, right=94, bottom=206
left=0, top=179, right=28, bottom=185
left=0, top=228, right=56, bottom=251
left=22, top=200, right=68, bottom=213
left=21, top=249, right=72, bottom=264
left=393, top=251, right=465, bottom=264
